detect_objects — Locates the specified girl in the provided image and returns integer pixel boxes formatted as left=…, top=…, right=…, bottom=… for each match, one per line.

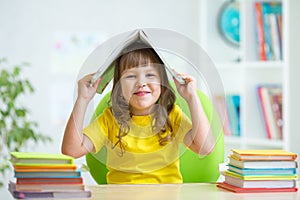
left=61, top=44, right=214, bottom=184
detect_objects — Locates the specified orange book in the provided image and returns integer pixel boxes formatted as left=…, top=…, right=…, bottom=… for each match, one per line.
left=231, top=149, right=297, bottom=161
left=254, top=2, right=267, bottom=61
left=13, top=165, right=77, bottom=172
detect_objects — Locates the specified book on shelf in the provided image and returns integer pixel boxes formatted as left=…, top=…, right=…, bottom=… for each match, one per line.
left=277, top=13, right=283, bottom=49
left=254, top=2, right=267, bottom=61
left=269, top=13, right=282, bottom=60
left=261, top=1, right=273, bottom=61
left=213, top=94, right=240, bottom=137
left=213, top=95, right=232, bottom=136
left=254, top=2, right=282, bottom=61
left=9, top=182, right=91, bottom=199
left=10, top=152, right=74, bottom=166
left=217, top=182, right=298, bottom=193
left=226, top=94, right=240, bottom=137
left=257, top=84, right=283, bottom=140
left=91, top=28, right=185, bottom=94
left=228, top=165, right=297, bottom=176
left=231, top=149, right=297, bottom=161
left=229, top=156, right=298, bottom=169
left=271, top=90, right=283, bottom=138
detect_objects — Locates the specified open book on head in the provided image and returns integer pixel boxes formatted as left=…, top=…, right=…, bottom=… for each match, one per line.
left=91, top=29, right=186, bottom=94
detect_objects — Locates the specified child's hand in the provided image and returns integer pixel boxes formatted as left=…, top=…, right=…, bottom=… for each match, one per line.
left=77, top=74, right=101, bottom=102
left=173, top=71, right=197, bottom=100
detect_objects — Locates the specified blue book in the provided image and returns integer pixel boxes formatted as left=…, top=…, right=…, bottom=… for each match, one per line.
left=226, top=95, right=240, bottom=136
left=261, top=2, right=282, bottom=60
left=228, top=165, right=297, bottom=176
left=14, top=169, right=81, bottom=178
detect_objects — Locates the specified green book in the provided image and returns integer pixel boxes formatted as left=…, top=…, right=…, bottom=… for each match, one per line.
left=10, top=152, right=74, bottom=166
left=225, top=170, right=298, bottom=180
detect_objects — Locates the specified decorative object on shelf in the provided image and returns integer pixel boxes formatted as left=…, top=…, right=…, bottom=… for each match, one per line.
left=218, top=0, right=240, bottom=47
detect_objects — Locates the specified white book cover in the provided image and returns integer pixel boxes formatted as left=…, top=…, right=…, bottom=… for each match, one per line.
left=91, top=29, right=185, bottom=94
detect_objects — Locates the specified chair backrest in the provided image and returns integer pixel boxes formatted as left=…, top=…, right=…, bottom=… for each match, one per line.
left=86, top=89, right=224, bottom=184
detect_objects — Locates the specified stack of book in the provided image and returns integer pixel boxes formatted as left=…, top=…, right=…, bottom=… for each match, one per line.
left=217, top=149, right=298, bottom=193
left=8, top=152, right=91, bottom=199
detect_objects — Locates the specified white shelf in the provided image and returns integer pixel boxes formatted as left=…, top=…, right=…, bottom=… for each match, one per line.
left=200, top=0, right=287, bottom=151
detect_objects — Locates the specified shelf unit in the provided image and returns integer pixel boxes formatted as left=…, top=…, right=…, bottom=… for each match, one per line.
left=199, top=0, right=287, bottom=155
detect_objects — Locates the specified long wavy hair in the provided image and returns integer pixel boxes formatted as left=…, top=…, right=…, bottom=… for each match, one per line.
left=109, top=44, right=176, bottom=155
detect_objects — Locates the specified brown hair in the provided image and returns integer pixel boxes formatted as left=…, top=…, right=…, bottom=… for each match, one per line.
left=110, top=44, right=176, bottom=155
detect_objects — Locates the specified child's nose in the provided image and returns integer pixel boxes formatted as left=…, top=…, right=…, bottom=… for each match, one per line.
left=136, top=82, right=147, bottom=88
left=136, top=76, right=147, bottom=87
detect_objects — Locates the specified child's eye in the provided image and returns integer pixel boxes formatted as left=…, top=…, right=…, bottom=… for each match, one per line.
left=125, top=75, right=136, bottom=79
left=146, top=73, right=156, bottom=78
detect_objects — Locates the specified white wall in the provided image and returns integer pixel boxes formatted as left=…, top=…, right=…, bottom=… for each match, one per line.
left=0, top=0, right=201, bottom=199
left=286, top=0, right=300, bottom=166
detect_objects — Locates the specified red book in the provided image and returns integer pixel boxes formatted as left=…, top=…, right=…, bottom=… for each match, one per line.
left=257, top=86, right=272, bottom=139
left=217, top=182, right=298, bottom=193
left=257, top=85, right=283, bottom=140
left=254, top=2, right=267, bottom=61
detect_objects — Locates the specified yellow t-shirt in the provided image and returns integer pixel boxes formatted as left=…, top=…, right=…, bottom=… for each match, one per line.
left=83, top=104, right=192, bottom=184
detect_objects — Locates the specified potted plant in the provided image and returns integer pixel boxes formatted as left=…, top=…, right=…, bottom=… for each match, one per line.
left=0, top=58, right=52, bottom=187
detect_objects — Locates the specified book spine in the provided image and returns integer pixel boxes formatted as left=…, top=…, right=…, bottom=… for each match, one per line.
left=269, top=13, right=281, bottom=60
left=254, top=2, right=267, bottom=61
left=261, top=2, right=274, bottom=60
left=257, top=85, right=283, bottom=140
left=257, top=86, right=272, bottom=139
left=276, top=14, right=283, bottom=60
left=270, top=91, right=283, bottom=140
left=213, top=95, right=232, bottom=136
left=226, top=95, right=240, bottom=137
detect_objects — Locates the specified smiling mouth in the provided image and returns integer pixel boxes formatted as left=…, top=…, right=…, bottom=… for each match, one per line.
left=133, top=91, right=150, bottom=96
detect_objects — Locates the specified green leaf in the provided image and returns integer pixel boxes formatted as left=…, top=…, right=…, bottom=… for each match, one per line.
left=15, top=109, right=26, bottom=117
left=25, top=80, right=34, bottom=93
left=0, top=120, right=6, bottom=130
left=13, top=67, right=20, bottom=77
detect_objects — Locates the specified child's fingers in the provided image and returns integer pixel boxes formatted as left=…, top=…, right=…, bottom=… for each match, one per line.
left=92, top=76, right=102, bottom=89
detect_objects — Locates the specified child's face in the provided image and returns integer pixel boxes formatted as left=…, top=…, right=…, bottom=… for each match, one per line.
left=120, top=65, right=161, bottom=115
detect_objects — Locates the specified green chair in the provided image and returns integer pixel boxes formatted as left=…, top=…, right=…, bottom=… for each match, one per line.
left=86, top=89, right=224, bottom=184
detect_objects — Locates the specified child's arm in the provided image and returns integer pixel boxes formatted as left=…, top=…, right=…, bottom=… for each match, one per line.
left=61, top=74, right=101, bottom=158
left=173, top=73, right=215, bottom=155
